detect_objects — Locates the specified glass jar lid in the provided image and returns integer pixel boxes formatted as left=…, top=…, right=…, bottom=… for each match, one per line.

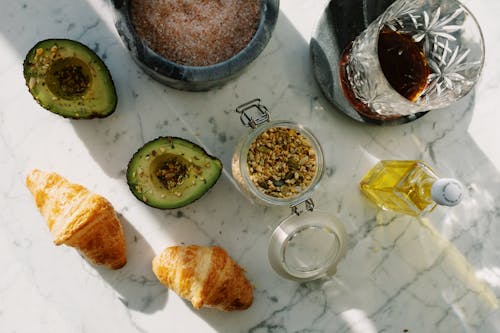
left=268, top=207, right=347, bottom=281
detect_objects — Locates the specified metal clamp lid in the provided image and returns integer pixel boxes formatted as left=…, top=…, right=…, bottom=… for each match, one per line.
left=291, top=198, right=315, bottom=216
left=235, top=98, right=270, bottom=128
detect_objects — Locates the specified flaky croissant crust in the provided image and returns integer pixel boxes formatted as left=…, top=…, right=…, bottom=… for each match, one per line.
left=26, top=169, right=126, bottom=269
left=152, top=245, right=253, bottom=311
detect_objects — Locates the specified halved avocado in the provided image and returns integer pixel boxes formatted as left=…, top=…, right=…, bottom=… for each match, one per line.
left=23, top=39, right=117, bottom=119
left=127, top=137, right=223, bottom=209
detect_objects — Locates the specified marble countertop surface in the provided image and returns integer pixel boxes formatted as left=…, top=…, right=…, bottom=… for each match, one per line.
left=2, top=0, right=500, bottom=332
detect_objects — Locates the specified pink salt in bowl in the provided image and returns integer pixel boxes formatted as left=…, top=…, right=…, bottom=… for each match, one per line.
left=112, top=0, right=279, bottom=91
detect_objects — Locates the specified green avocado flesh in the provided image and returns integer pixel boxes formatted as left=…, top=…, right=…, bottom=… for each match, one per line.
left=23, top=39, right=117, bottom=119
left=127, top=137, right=223, bottom=209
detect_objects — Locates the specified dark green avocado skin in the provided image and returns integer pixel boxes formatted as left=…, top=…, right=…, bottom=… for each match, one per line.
left=23, top=38, right=117, bottom=119
left=126, top=136, right=223, bottom=209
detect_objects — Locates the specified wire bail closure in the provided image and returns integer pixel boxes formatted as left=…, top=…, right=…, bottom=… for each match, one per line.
left=235, top=98, right=270, bottom=128
left=291, top=198, right=315, bottom=216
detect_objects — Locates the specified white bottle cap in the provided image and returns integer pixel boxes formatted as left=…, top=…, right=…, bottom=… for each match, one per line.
left=431, top=178, right=464, bottom=206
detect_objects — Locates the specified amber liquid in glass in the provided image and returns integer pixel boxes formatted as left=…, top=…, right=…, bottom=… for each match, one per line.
left=339, top=26, right=430, bottom=120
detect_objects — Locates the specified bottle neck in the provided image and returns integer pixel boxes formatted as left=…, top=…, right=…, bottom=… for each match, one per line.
left=421, top=177, right=436, bottom=193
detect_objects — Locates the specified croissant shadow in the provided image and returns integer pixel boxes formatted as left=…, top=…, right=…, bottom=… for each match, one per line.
left=96, top=213, right=168, bottom=314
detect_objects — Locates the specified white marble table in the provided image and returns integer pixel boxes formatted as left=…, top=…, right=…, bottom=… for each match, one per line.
left=2, top=0, right=500, bottom=332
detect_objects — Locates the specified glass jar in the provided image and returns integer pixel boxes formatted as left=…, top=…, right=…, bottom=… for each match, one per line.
left=232, top=118, right=324, bottom=207
left=231, top=99, right=347, bottom=281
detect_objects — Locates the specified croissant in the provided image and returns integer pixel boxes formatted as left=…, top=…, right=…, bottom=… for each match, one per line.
left=25, top=169, right=126, bottom=269
left=152, top=245, right=253, bottom=311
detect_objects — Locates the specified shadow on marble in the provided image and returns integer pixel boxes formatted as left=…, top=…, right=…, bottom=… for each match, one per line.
left=217, top=219, right=498, bottom=333
left=0, top=0, right=139, bottom=179
left=306, top=82, right=500, bottom=331
left=310, top=90, right=478, bottom=236
left=0, top=0, right=168, bottom=312
left=0, top=1, right=120, bottom=68
left=313, top=212, right=498, bottom=332
left=4, top=0, right=500, bottom=332
left=120, top=9, right=500, bottom=333
left=307, top=86, right=500, bottom=331
left=96, top=213, right=168, bottom=314
left=135, top=11, right=339, bottom=333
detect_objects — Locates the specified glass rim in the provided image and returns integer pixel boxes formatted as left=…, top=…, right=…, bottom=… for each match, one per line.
left=267, top=210, right=348, bottom=281
left=281, top=224, right=341, bottom=277
left=373, top=0, right=485, bottom=109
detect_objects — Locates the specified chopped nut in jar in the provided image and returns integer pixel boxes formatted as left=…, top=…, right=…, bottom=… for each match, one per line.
left=247, top=127, right=317, bottom=198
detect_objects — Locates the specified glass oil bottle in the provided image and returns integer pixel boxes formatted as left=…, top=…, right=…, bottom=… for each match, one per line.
left=360, top=160, right=463, bottom=217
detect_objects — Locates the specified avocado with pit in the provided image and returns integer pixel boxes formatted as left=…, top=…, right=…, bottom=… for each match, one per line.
left=23, top=39, right=117, bottom=119
left=127, top=137, right=223, bottom=209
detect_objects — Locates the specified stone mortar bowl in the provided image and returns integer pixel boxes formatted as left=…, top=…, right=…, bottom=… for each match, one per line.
left=112, top=0, right=280, bottom=91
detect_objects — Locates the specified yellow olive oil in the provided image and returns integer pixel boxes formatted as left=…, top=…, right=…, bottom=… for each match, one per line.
left=360, top=160, right=439, bottom=216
